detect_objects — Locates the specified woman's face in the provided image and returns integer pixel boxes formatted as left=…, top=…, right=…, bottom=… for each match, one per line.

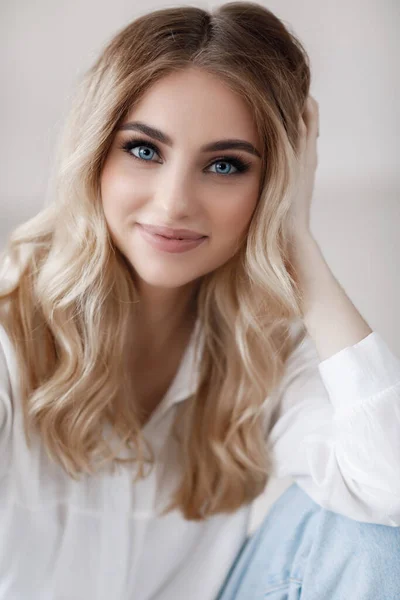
left=100, top=67, right=263, bottom=289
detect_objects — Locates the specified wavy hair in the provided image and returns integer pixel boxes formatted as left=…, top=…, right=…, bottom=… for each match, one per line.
left=0, top=2, right=311, bottom=519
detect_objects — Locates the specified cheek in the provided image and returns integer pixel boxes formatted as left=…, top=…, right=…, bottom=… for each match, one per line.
left=100, top=163, right=144, bottom=222
left=210, top=190, right=258, bottom=244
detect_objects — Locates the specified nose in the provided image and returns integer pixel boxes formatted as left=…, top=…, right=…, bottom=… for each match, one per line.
left=153, top=164, right=194, bottom=221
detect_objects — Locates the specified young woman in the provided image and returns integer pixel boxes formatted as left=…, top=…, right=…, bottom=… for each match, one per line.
left=1, top=3, right=399, bottom=599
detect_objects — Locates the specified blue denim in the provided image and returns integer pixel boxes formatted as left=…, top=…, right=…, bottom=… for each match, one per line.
left=215, top=483, right=400, bottom=600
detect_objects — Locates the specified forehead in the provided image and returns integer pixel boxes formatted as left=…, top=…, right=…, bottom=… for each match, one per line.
left=123, top=68, right=260, bottom=148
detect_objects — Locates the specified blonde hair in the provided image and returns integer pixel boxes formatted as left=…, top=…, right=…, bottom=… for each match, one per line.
left=0, top=2, right=310, bottom=520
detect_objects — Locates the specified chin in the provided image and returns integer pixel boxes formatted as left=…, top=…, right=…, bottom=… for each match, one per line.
left=130, top=264, right=200, bottom=289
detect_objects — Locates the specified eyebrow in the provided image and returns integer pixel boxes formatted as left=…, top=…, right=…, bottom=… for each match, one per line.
left=117, top=121, right=262, bottom=158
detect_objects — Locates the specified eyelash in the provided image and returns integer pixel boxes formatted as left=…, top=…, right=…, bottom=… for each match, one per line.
left=119, top=137, right=252, bottom=176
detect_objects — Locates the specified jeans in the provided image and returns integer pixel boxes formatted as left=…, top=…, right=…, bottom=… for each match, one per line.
left=215, top=483, right=400, bottom=600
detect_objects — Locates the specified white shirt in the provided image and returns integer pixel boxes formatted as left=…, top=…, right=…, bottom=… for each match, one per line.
left=1, top=320, right=400, bottom=600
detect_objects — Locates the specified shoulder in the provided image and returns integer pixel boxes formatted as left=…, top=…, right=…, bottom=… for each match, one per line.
left=0, top=324, right=15, bottom=478
left=267, top=322, right=324, bottom=423
left=0, top=323, right=14, bottom=398
left=0, top=320, right=20, bottom=402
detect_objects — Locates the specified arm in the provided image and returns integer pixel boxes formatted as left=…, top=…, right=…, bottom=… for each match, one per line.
left=268, top=96, right=400, bottom=525
left=288, top=95, right=373, bottom=359
left=267, top=329, right=400, bottom=526
left=290, top=233, right=373, bottom=361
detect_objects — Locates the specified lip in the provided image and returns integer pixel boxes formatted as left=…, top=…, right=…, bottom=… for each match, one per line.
left=138, top=223, right=207, bottom=240
left=136, top=223, right=208, bottom=254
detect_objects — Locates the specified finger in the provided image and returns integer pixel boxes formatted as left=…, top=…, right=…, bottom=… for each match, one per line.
left=297, top=116, right=308, bottom=156
left=302, top=96, right=319, bottom=140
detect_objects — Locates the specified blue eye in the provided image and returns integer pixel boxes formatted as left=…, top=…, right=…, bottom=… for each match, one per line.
left=131, top=145, right=156, bottom=161
left=209, top=161, right=237, bottom=175
left=120, top=138, right=252, bottom=176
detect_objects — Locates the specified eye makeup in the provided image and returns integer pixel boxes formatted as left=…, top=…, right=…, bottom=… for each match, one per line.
left=119, top=137, right=253, bottom=176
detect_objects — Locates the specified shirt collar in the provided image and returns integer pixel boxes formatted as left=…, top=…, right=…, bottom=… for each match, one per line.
left=149, top=316, right=205, bottom=424
left=142, top=317, right=305, bottom=430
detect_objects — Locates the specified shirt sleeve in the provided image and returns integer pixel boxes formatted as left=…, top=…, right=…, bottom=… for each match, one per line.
left=266, top=330, right=400, bottom=527
left=0, top=325, right=13, bottom=480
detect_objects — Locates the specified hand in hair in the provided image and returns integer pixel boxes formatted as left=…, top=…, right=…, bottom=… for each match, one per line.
left=288, top=94, right=320, bottom=238
left=285, top=96, right=373, bottom=359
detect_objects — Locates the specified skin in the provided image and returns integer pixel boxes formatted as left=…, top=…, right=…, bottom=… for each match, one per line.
left=100, top=69, right=373, bottom=422
left=100, top=66, right=263, bottom=359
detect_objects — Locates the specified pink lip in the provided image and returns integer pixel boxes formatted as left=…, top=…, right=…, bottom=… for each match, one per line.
left=138, top=223, right=206, bottom=240
left=137, top=223, right=208, bottom=254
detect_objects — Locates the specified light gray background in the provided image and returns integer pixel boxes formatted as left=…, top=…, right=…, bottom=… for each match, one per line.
left=1, top=0, right=399, bottom=529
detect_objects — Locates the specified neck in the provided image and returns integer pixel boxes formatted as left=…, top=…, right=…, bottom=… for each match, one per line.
left=131, top=278, right=200, bottom=358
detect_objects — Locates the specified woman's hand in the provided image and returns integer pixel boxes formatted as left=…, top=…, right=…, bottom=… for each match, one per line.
left=285, top=96, right=373, bottom=359
left=288, top=94, right=320, bottom=238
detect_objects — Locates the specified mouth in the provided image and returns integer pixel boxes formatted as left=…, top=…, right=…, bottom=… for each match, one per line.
left=136, top=223, right=208, bottom=254
left=138, top=223, right=207, bottom=240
